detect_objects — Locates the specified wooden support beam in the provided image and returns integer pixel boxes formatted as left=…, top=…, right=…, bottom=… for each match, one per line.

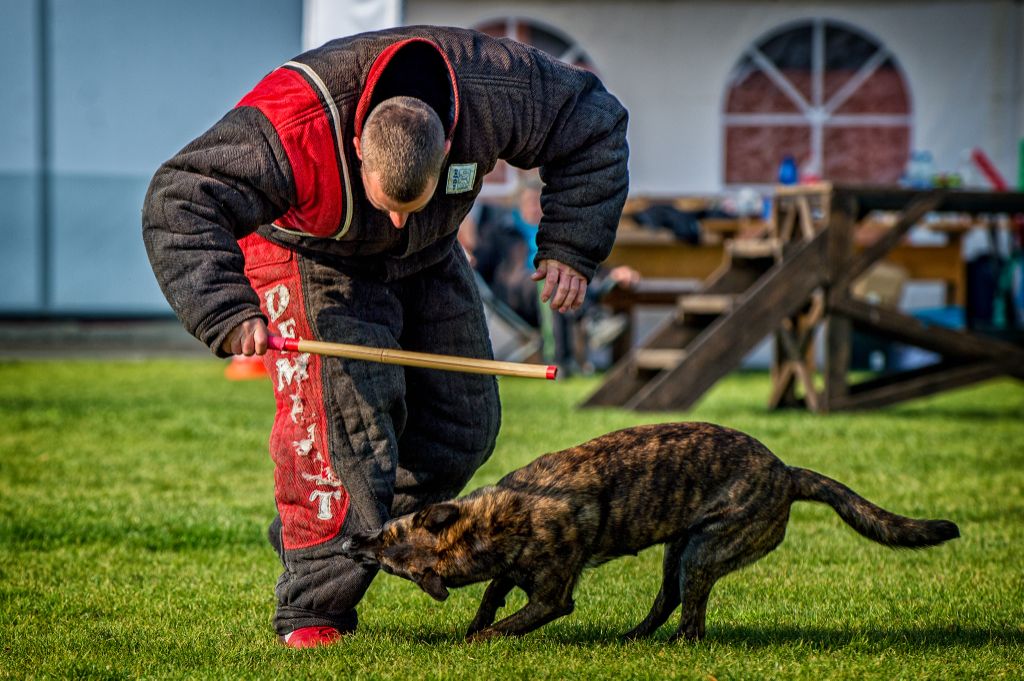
left=583, top=233, right=777, bottom=409
left=581, top=313, right=698, bottom=407
left=778, top=201, right=797, bottom=242
left=834, top=190, right=946, bottom=292
left=797, top=195, right=816, bottom=239
left=634, top=348, right=688, bottom=371
left=677, top=294, right=737, bottom=316
left=727, top=238, right=782, bottom=260
left=830, top=360, right=1006, bottom=411
left=831, top=295, right=1024, bottom=377
left=769, top=293, right=824, bottom=411
left=627, top=229, right=829, bottom=412
left=823, top=192, right=858, bottom=411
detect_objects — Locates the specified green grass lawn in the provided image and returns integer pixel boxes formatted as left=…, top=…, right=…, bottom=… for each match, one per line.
left=1, top=359, right=1022, bottom=679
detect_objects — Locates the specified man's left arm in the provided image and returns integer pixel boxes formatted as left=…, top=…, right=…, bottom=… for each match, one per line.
left=505, top=51, right=630, bottom=312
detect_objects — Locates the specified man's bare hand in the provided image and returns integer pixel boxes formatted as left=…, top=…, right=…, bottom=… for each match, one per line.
left=221, top=317, right=269, bottom=356
left=532, top=259, right=587, bottom=313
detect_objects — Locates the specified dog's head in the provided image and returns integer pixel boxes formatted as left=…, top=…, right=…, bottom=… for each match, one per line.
left=340, top=502, right=463, bottom=601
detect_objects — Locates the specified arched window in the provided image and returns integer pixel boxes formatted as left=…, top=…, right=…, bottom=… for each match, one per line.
left=723, top=19, right=912, bottom=186
left=473, top=18, right=597, bottom=196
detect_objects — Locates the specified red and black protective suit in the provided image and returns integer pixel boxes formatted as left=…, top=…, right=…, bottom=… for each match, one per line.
left=143, top=26, right=628, bottom=635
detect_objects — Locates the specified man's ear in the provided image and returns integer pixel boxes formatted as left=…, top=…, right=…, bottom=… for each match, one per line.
left=415, top=503, right=460, bottom=533
left=443, top=139, right=452, bottom=155
left=353, top=136, right=363, bottom=161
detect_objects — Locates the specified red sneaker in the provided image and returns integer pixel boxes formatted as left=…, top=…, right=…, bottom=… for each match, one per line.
left=280, top=626, right=344, bottom=649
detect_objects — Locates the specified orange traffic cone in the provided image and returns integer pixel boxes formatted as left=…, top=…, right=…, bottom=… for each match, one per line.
left=224, top=354, right=268, bottom=380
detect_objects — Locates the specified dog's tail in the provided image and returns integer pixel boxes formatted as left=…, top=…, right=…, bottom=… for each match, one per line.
left=788, top=467, right=959, bottom=548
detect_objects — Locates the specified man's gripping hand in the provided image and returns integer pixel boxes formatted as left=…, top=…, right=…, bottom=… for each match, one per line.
left=222, top=317, right=269, bottom=356
left=532, top=259, right=587, bottom=313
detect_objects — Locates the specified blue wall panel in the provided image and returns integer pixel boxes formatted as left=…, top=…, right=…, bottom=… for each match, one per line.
left=0, top=0, right=303, bottom=314
left=0, top=0, right=43, bottom=311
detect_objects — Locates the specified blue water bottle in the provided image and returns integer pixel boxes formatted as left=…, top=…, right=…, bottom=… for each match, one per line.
left=778, top=154, right=799, bottom=185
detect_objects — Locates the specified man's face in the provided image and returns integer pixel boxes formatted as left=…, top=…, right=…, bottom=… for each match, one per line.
left=361, top=169, right=437, bottom=229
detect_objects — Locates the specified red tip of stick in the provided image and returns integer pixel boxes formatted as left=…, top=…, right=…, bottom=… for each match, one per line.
left=268, top=335, right=299, bottom=352
left=547, top=365, right=558, bottom=380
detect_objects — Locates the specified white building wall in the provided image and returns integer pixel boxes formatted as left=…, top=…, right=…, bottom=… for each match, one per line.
left=303, top=0, right=401, bottom=50
left=406, top=1, right=1022, bottom=194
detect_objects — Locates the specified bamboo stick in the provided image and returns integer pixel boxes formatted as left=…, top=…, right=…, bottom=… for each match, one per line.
left=268, top=335, right=557, bottom=380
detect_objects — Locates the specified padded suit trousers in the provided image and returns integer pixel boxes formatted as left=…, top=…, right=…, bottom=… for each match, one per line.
left=240, top=233, right=501, bottom=635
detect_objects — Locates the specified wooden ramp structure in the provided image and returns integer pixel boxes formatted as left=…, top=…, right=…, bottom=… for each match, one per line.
left=583, top=183, right=1024, bottom=413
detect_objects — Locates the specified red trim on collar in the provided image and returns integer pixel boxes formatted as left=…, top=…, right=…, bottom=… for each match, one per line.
left=353, top=37, right=460, bottom=142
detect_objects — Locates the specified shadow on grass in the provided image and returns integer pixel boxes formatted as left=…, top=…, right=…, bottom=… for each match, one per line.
left=374, top=622, right=1024, bottom=651
left=875, top=405, right=1024, bottom=423
left=710, top=623, right=1023, bottom=649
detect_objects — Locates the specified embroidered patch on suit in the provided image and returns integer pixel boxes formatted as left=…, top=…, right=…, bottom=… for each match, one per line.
left=446, top=163, right=477, bottom=194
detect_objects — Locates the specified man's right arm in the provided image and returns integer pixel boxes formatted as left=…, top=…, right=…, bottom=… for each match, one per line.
left=142, top=106, right=293, bottom=357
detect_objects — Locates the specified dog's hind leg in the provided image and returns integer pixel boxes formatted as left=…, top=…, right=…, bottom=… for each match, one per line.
left=622, top=537, right=688, bottom=640
left=671, top=517, right=787, bottom=642
left=466, top=576, right=516, bottom=638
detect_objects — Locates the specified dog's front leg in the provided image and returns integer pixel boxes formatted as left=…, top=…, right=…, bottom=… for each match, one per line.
left=466, top=597, right=574, bottom=641
left=466, top=576, right=516, bottom=638
left=466, top=576, right=576, bottom=641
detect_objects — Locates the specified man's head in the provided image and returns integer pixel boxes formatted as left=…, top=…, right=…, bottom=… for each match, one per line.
left=354, top=96, right=450, bottom=228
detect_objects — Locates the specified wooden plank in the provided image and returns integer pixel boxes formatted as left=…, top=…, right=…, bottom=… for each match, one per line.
left=835, top=191, right=946, bottom=292
left=769, top=357, right=798, bottom=409
left=830, top=360, right=1005, bottom=411
left=883, top=244, right=965, bottom=306
left=627, top=229, right=829, bottom=412
left=824, top=191, right=854, bottom=404
left=771, top=295, right=824, bottom=412
left=797, top=195, right=816, bottom=239
left=728, top=238, right=782, bottom=260
left=600, top=278, right=700, bottom=310
left=827, top=192, right=857, bottom=286
left=823, top=192, right=857, bottom=411
left=775, top=182, right=834, bottom=197
left=606, top=240, right=723, bottom=280
left=598, top=278, right=703, bottom=364
left=634, top=348, right=688, bottom=370
left=823, top=311, right=853, bottom=413
left=779, top=201, right=797, bottom=242
left=831, top=295, right=1024, bottom=377
left=581, top=312, right=699, bottom=407
left=792, top=360, right=821, bottom=412
left=677, top=294, right=737, bottom=315
left=586, top=230, right=777, bottom=407
left=830, top=184, right=1024, bottom=215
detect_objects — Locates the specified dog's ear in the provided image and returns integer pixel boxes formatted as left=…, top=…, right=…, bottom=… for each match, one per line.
left=417, top=570, right=450, bottom=602
left=415, top=503, right=460, bottom=533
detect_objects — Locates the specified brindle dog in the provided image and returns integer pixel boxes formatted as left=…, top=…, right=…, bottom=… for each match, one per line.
left=341, top=422, right=959, bottom=642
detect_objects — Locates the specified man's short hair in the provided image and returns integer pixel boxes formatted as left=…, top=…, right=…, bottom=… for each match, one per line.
left=361, top=96, right=447, bottom=202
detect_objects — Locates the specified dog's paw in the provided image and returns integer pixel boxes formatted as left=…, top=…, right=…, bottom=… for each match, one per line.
left=620, top=628, right=651, bottom=642
left=465, top=617, right=494, bottom=638
left=465, top=628, right=501, bottom=643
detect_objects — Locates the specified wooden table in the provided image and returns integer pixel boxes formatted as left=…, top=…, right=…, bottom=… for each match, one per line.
left=774, top=184, right=1024, bottom=412
left=607, top=211, right=974, bottom=305
left=585, top=184, right=1024, bottom=413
